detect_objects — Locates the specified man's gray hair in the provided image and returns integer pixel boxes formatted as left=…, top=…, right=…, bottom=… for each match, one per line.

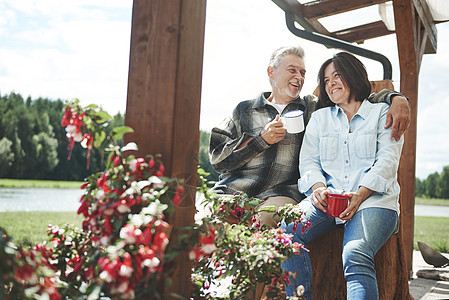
left=269, top=46, right=305, bottom=69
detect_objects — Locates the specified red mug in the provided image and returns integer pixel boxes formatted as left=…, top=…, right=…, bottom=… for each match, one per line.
left=327, top=194, right=349, bottom=217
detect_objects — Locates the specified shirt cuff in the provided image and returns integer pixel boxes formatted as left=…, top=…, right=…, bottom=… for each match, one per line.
left=299, top=171, right=326, bottom=196
left=359, top=174, right=388, bottom=193
left=249, top=134, right=271, bottom=151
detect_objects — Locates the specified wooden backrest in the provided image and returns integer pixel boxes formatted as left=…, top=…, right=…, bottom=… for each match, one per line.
left=313, top=80, right=395, bottom=97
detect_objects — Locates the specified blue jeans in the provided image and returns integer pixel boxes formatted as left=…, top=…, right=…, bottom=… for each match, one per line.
left=281, top=199, right=398, bottom=300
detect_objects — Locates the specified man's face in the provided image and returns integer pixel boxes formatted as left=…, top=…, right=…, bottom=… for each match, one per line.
left=268, top=54, right=306, bottom=102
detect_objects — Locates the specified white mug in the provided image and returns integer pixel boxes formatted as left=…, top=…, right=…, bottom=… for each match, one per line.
left=281, top=110, right=304, bottom=134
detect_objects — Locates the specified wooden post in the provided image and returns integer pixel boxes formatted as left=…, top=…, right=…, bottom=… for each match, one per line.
left=393, top=0, right=425, bottom=277
left=124, top=0, right=206, bottom=298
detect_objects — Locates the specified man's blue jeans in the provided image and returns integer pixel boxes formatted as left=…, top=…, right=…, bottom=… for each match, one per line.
left=281, top=199, right=398, bottom=300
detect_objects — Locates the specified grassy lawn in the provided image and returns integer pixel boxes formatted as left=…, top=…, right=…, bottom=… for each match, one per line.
left=415, top=196, right=449, bottom=206
left=0, top=179, right=84, bottom=189
left=414, top=216, right=449, bottom=253
left=1, top=212, right=448, bottom=254
left=0, top=212, right=83, bottom=246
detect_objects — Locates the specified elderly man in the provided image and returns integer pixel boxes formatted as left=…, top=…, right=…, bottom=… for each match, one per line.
left=209, top=45, right=410, bottom=227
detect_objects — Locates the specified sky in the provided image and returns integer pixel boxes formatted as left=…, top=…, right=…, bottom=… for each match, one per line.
left=0, top=0, right=448, bottom=179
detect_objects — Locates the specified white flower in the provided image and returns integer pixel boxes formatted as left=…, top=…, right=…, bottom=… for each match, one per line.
left=96, top=190, right=105, bottom=200
left=129, top=159, right=138, bottom=172
left=99, top=270, right=113, bottom=282
left=119, top=265, right=133, bottom=277
left=142, top=257, right=160, bottom=269
left=65, top=125, right=83, bottom=142
left=201, top=244, right=217, bottom=255
left=119, top=225, right=141, bottom=244
left=117, top=204, right=130, bottom=214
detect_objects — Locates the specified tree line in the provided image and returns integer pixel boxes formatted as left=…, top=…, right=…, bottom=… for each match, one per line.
left=416, top=166, right=449, bottom=199
left=0, top=92, right=123, bottom=180
left=0, top=92, right=219, bottom=183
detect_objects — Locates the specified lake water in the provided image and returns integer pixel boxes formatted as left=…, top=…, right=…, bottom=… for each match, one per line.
left=414, top=205, right=449, bottom=218
left=0, top=188, right=448, bottom=217
left=0, top=188, right=83, bottom=212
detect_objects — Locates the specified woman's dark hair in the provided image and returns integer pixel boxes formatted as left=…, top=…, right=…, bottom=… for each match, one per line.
left=317, top=52, right=371, bottom=108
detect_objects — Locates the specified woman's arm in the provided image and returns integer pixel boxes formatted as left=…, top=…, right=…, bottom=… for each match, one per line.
left=298, top=113, right=327, bottom=196
left=359, top=104, right=404, bottom=194
left=369, top=89, right=410, bottom=141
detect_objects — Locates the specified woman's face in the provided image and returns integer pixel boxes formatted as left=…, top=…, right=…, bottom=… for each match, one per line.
left=324, top=62, right=352, bottom=105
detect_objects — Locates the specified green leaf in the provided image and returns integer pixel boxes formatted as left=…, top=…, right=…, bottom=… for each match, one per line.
left=94, top=111, right=113, bottom=124
left=258, top=205, right=276, bottom=212
left=111, top=126, right=134, bottom=140
left=93, top=130, right=106, bottom=148
left=84, top=104, right=99, bottom=110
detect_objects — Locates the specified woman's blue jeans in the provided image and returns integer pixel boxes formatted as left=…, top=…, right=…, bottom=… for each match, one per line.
left=281, top=199, right=398, bottom=300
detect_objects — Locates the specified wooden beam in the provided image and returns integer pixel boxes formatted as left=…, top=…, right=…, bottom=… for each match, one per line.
left=412, top=0, right=437, bottom=54
left=124, top=0, right=206, bottom=298
left=271, top=0, right=331, bottom=34
left=331, top=21, right=393, bottom=43
left=302, top=0, right=389, bottom=19
left=392, top=0, right=420, bottom=278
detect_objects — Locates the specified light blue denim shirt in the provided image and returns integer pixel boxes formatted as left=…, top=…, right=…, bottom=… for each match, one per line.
left=298, top=100, right=404, bottom=215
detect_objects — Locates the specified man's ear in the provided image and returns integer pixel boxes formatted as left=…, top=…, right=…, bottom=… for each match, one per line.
left=267, top=65, right=274, bottom=78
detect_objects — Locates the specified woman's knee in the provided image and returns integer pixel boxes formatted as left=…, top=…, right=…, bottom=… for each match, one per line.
left=342, top=241, right=375, bottom=274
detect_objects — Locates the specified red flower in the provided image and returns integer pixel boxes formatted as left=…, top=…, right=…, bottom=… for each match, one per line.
left=113, top=155, right=121, bottom=167
left=148, top=157, right=155, bottom=168
left=81, top=132, right=93, bottom=169
left=189, top=227, right=217, bottom=261
left=61, top=107, right=72, bottom=127
left=151, top=231, right=169, bottom=254
left=155, top=164, right=165, bottom=177
left=141, top=226, right=153, bottom=245
left=173, top=184, right=185, bottom=206
left=77, top=196, right=90, bottom=217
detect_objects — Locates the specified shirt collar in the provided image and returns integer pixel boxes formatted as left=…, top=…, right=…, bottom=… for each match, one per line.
left=254, top=92, right=306, bottom=110
left=333, top=99, right=370, bottom=120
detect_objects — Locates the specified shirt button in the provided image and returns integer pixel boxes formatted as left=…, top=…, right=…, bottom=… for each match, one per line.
left=345, top=176, right=348, bottom=179
left=344, top=141, right=347, bottom=144
left=346, top=160, right=349, bottom=163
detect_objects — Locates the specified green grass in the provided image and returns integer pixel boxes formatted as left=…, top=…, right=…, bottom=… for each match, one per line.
left=414, top=216, right=449, bottom=253
left=0, top=212, right=83, bottom=247
left=0, top=179, right=83, bottom=189
left=415, top=196, right=449, bottom=206
left=0, top=179, right=84, bottom=189
left=1, top=212, right=448, bottom=254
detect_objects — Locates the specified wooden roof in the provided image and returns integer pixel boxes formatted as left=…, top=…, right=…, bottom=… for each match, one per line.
left=271, top=0, right=438, bottom=54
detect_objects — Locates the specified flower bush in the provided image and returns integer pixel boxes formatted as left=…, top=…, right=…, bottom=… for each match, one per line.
left=0, top=229, right=61, bottom=300
left=190, top=183, right=309, bottom=300
left=0, top=99, right=310, bottom=299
